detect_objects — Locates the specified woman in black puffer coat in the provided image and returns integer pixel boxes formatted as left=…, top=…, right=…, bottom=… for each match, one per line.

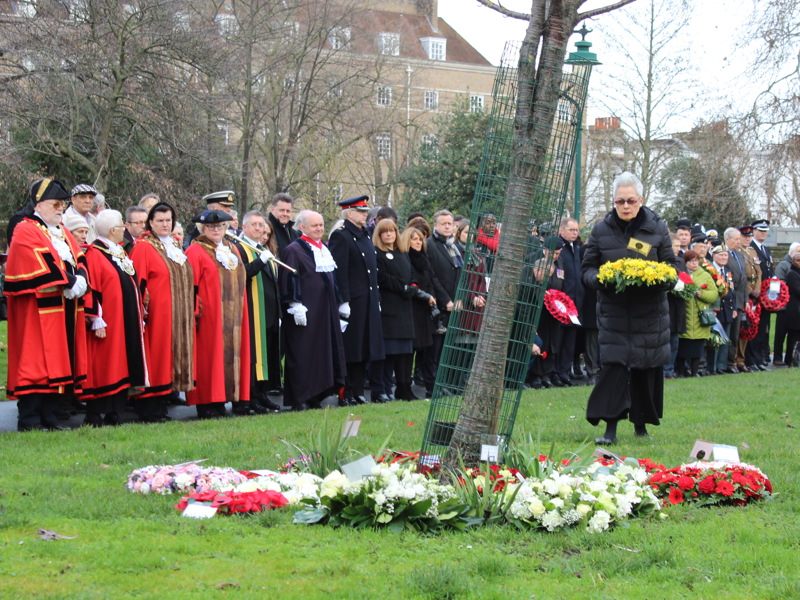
left=581, top=172, right=678, bottom=444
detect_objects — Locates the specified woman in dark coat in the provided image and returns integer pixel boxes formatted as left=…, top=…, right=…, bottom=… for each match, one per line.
left=783, top=252, right=800, bottom=366
left=374, top=220, right=432, bottom=400
left=581, top=172, right=677, bottom=444
left=403, top=227, right=444, bottom=397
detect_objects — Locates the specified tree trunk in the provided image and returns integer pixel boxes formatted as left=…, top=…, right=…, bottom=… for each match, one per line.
left=444, top=0, right=578, bottom=468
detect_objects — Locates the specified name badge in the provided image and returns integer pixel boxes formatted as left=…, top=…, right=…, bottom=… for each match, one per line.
left=627, top=237, right=651, bottom=256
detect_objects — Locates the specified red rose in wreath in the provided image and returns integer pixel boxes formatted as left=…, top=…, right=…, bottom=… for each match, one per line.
left=740, top=300, right=762, bottom=342
left=759, top=277, right=789, bottom=312
left=544, top=289, right=580, bottom=325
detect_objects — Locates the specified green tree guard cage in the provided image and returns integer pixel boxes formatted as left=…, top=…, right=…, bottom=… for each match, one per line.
left=420, top=37, right=600, bottom=469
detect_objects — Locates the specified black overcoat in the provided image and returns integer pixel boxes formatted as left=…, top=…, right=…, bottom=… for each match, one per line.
left=427, top=233, right=462, bottom=304
left=785, top=266, right=800, bottom=330
left=375, top=249, right=415, bottom=340
left=581, top=207, right=677, bottom=369
left=408, top=248, right=440, bottom=348
left=328, top=220, right=384, bottom=362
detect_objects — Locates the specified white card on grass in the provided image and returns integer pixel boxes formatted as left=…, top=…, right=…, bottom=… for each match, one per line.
left=341, top=455, right=377, bottom=482
left=182, top=503, right=217, bottom=519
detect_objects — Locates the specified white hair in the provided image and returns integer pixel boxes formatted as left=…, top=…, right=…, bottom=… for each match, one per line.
left=94, top=209, right=124, bottom=237
left=612, top=172, right=644, bottom=198
left=723, top=227, right=740, bottom=241
left=295, top=209, right=321, bottom=228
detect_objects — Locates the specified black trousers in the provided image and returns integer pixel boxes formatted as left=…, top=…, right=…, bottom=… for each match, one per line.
left=345, top=361, right=367, bottom=398
left=17, top=393, right=63, bottom=430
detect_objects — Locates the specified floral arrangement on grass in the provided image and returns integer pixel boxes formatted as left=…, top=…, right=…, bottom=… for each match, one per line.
left=646, top=461, right=772, bottom=507
left=292, top=463, right=467, bottom=533
left=175, top=471, right=323, bottom=514
left=759, top=277, right=789, bottom=311
left=596, top=258, right=676, bottom=294
left=506, top=458, right=661, bottom=532
left=126, top=463, right=249, bottom=495
left=670, top=271, right=698, bottom=300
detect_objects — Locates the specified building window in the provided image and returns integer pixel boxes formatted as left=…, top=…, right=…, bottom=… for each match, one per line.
left=14, top=1, right=36, bottom=17
left=377, top=86, right=392, bottom=107
left=329, top=26, right=351, bottom=50
left=423, top=90, right=439, bottom=111
left=376, top=133, right=391, bottom=158
left=421, top=134, right=438, bottom=155
left=470, top=94, right=484, bottom=112
left=420, top=37, right=446, bottom=61
left=216, top=13, right=238, bottom=36
left=377, top=32, right=400, bottom=56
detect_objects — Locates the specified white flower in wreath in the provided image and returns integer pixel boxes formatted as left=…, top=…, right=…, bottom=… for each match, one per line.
left=588, top=510, right=612, bottom=533
left=320, top=470, right=348, bottom=498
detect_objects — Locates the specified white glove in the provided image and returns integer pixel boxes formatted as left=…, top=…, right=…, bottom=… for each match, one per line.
left=340, top=319, right=348, bottom=332
left=338, top=301, right=351, bottom=319
left=64, top=275, right=88, bottom=299
left=259, top=248, right=275, bottom=263
left=287, top=302, right=308, bottom=327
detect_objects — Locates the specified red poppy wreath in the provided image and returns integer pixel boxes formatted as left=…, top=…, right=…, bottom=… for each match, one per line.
left=544, top=289, right=579, bottom=325
left=759, top=277, right=789, bottom=311
left=740, top=300, right=762, bottom=342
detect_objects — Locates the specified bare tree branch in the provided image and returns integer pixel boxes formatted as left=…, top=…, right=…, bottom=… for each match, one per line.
left=474, top=0, right=532, bottom=21
left=579, top=0, right=639, bottom=20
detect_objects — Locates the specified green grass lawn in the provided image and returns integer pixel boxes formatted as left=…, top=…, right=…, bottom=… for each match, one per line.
left=1, top=368, right=798, bottom=599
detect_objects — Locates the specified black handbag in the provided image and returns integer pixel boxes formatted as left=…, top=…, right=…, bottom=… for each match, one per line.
left=698, top=307, right=716, bottom=327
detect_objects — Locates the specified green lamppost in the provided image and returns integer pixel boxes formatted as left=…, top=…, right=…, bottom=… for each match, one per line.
left=566, top=23, right=601, bottom=222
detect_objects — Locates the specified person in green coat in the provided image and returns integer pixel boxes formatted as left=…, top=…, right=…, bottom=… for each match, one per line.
left=677, top=250, right=719, bottom=376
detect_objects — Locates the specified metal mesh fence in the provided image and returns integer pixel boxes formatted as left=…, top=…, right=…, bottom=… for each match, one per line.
left=420, top=40, right=595, bottom=465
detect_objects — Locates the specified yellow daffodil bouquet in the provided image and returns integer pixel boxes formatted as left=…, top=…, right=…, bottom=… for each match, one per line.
left=597, top=258, right=677, bottom=294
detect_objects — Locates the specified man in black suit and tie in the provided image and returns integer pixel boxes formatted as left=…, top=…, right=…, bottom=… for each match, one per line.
left=722, top=227, right=749, bottom=373
left=747, top=219, right=774, bottom=369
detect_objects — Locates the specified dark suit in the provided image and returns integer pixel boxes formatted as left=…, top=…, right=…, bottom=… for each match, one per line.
left=724, top=250, right=748, bottom=369
left=555, top=237, right=584, bottom=382
left=426, top=232, right=463, bottom=391
left=269, top=213, right=299, bottom=257
left=328, top=219, right=384, bottom=398
left=748, top=240, right=774, bottom=365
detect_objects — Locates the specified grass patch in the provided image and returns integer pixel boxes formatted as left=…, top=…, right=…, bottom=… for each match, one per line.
left=0, top=369, right=797, bottom=598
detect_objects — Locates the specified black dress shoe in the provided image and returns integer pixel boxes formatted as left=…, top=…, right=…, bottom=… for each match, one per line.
left=548, top=376, right=566, bottom=388
left=293, top=403, right=310, bottom=411
left=261, top=399, right=282, bottom=411
left=372, top=394, right=391, bottom=403
left=354, top=395, right=370, bottom=405
left=338, top=397, right=356, bottom=408
left=594, top=436, right=616, bottom=445
left=82, top=415, right=104, bottom=428
left=42, top=421, right=71, bottom=431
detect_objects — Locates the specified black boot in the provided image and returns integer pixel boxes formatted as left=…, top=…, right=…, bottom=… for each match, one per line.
left=595, top=419, right=617, bottom=445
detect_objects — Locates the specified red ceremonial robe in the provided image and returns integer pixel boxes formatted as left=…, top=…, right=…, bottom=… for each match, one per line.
left=5, top=216, right=89, bottom=398
left=82, top=240, right=149, bottom=399
left=185, top=237, right=250, bottom=406
left=129, top=234, right=195, bottom=397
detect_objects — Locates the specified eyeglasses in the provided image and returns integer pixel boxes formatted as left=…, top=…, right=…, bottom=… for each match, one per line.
left=127, top=220, right=146, bottom=226
left=204, top=223, right=227, bottom=230
left=613, top=198, right=639, bottom=206
left=43, top=200, right=67, bottom=209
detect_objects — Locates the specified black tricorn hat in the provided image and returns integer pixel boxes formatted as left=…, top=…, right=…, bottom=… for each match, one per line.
left=29, top=178, right=71, bottom=203
left=192, top=209, right=234, bottom=224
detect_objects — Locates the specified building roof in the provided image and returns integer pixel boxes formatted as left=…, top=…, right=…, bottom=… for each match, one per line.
left=349, top=9, right=491, bottom=66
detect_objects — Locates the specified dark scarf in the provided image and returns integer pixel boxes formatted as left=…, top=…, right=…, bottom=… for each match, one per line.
left=408, top=247, right=434, bottom=292
left=611, top=207, right=646, bottom=237
left=432, top=230, right=464, bottom=268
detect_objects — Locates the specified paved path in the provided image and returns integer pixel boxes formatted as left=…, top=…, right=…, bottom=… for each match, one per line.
left=0, top=384, right=430, bottom=433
